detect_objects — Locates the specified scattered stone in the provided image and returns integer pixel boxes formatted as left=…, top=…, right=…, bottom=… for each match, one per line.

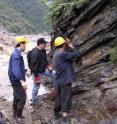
left=0, top=111, right=9, bottom=124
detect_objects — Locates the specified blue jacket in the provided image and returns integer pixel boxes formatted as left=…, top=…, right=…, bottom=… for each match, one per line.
left=8, top=48, right=26, bottom=86
left=53, top=48, right=80, bottom=87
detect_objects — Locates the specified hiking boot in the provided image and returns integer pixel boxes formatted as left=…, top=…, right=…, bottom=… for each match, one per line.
left=62, top=117, right=71, bottom=124
left=13, top=112, right=25, bottom=120
left=30, top=102, right=37, bottom=106
left=16, top=117, right=25, bottom=124
left=54, top=112, right=61, bottom=119
left=20, top=116, right=25, bottom=119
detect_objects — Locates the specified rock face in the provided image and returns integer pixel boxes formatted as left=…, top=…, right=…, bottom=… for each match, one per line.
left=52, top=0, right=117, bottom=123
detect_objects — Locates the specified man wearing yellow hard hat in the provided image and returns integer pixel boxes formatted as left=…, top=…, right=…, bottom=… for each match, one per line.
left=8, top=36, right=29, bottom=123
left=53, top=37, right=80, bottom=122
left=15, top=36, right=29, bottom=48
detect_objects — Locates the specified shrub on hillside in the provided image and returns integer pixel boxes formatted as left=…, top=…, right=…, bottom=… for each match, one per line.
left=47, top=0, right=88, bottom=23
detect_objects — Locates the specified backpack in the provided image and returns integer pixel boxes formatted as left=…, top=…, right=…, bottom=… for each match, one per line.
left=27, top=48, right=39, bottom=73
left=27, top=48, right=48, bottom=74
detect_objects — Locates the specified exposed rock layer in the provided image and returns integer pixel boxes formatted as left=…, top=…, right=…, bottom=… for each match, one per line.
left=52, top=0, right=117, bottom=123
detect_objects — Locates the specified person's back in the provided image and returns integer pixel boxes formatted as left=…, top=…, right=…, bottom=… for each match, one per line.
left=53, top=50, right=77, bottom=86
left=28, top=47, right=48, bottom=75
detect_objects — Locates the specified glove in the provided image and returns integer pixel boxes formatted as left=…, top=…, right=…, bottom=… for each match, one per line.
left=34, top=75, right=41, bottom=83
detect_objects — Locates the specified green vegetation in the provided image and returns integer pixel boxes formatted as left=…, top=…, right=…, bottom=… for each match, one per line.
left=0, top=0, right=51, bottom=34
left=46, top=0, right=88, bottom=23
left=110, top=45, right=117, bottom=64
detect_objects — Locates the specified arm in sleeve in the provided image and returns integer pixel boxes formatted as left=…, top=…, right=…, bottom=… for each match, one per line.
left=62, top=49, right=80, bottom=60
left=29, top=50, right=38, bottom=70
left=12, top=57, right=25, bottom=81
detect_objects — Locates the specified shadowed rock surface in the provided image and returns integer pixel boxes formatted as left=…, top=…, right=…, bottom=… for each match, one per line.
left=48, top=0, right=117, bottom=123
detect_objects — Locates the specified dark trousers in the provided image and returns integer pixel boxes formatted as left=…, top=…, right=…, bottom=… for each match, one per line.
left=54, top=83, right=72, bottom=113
left=12, top=85, right=26, bottom=118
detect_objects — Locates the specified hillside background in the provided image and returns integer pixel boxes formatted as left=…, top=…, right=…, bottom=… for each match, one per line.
left=0, top=0, right=50, bottom=34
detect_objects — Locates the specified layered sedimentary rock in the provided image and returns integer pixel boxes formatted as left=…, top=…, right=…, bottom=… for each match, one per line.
left=52, top=0, right=117, bottom=122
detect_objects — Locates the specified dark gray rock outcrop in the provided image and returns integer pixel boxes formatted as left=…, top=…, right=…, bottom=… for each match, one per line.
left=52, top=0, right=117, bottom=123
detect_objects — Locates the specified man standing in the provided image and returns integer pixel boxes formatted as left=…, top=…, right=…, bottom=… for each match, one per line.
left=8, top=36, right=29, bottom=123
left=53, top=37, right=80, bottom=122
left=27, top=38, right=55, bottom=105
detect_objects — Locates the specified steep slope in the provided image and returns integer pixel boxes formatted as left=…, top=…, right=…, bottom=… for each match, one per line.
left=0, top=0, right=49, bottom=34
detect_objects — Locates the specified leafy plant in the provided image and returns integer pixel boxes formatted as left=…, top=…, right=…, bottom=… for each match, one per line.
left=110, top=45, right=117, bottom=64
left=45, top=0, right=88, bottom=23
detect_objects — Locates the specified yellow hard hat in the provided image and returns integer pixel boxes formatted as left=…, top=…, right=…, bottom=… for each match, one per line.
left=54, top=37, right=65, bottom=47
left=15, top=36, right=29, bottom=44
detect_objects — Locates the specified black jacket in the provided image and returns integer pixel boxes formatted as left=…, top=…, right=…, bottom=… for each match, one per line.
left=29, top=48, right=48, bottom=75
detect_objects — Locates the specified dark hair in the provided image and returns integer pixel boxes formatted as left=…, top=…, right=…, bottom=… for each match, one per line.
left=15, top=42, right=26, bottom=48
left=37, top=38, right=47, bottom=46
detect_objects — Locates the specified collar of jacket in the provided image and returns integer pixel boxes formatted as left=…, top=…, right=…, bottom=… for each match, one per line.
left=15, top=48, right=22, bottom=56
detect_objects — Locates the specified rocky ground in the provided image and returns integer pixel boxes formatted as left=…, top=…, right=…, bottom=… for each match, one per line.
left=0, top=56, right=117, bottom=124
left=30, top=91, right=117, bottom=124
